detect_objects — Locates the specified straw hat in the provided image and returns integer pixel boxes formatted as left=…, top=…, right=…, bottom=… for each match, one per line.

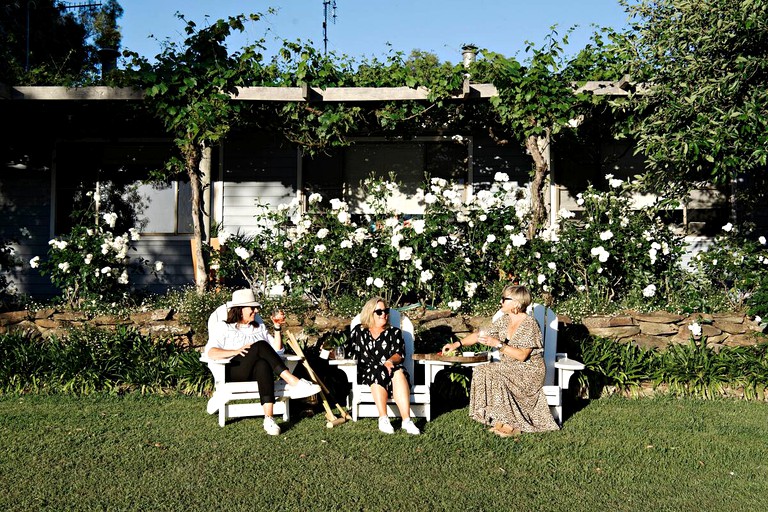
left=226, top=289, right=261, bottom=309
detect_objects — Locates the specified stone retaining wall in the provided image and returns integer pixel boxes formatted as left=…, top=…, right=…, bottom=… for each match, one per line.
left=0, top=308, right=764, bottom=352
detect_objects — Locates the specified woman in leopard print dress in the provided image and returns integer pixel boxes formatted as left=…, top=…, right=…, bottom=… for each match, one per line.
left=443, top=285, right=558, bottom=436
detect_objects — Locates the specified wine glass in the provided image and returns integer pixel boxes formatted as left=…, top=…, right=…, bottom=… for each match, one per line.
left=335, top=344, right=346, bottom=360
left=271, top=308, right=286, bottom=327
left=477, top=320, right=493, bottom=346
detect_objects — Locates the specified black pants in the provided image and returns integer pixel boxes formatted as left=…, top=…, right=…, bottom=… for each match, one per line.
left=225, top=341, right=289, bottom=405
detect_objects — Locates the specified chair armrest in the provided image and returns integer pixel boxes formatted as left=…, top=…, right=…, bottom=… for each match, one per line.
left=200, top=354, right=233, bottom=365
left=554, top=354, right=585, bottom=371
left=200, top=353, right=301, bottom=364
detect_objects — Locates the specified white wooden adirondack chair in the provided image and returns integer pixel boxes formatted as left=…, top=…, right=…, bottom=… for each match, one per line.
left=200, top=304, right=301, bottom=427
left=491, top=303, right=584, bottom=425
left=343, top=309, right=431, bottom=421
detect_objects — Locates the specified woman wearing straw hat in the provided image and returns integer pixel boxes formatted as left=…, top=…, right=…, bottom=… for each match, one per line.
left=205, top=289, right=320, bottom=435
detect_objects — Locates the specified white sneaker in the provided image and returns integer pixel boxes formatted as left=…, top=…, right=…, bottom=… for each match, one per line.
left=263, top=416, right=281, bottom=436
left=287, top=378, right=321, bottom=399
left=378, top=416, right=394, bottom=434
left=402, top=419, right=421, bottom=435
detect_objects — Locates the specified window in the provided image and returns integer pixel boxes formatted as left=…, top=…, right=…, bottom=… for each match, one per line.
left=54, top=141, right=192, bottom=235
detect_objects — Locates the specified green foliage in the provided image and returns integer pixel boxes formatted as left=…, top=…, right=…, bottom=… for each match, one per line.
left=0, top=0, right=95, bottom=85
left=0, top=233, right=21, bottom=309
left=629, top=0, right=768, bottom=206
left=151, top=286, right=232, bottom=342
left=693, top=224, right=768, bottom=316
left=552, top=177, right=685, bottom=311
left=579, top=337, right=656, bottom=394
left=31, top=199, right=161, bottom=309
left=0, top=327, right=209, bottom=395
left=577, top=335, right=768, bottom=399
left=482, top=30, right=585, bottom=141
left=215, top=174, right=534, bottom=311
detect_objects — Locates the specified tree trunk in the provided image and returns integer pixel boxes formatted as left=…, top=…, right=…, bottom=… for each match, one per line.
left=526, top=134, right=548, bottom=238
left=186, top=143, right=208, bottom=294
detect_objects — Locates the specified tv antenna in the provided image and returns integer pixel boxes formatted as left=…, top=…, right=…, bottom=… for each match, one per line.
left=322, top=1, right=338, bottom=55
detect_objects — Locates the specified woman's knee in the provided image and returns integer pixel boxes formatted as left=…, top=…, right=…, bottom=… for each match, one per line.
left=392, top=370, right=410, bottom=390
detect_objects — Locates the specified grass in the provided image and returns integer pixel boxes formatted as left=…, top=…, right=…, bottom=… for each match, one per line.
left=1, top=395, right=768, bottom=511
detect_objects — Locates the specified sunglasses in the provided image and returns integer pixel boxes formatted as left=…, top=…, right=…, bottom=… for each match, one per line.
left=500, top=297, right=514, bottom=303
left=373, top=308, right=391, bottom=316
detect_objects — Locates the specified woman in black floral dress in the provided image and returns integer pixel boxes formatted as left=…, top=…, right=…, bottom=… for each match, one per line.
left=347, top=296, right=420, bottom=435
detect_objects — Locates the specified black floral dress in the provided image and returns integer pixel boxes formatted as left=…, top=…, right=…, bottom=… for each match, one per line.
left=348, top=324, right=410, bottom=397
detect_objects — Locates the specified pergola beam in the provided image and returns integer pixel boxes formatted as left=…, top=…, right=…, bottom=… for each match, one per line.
left=6, top=81, right=638, bottom=102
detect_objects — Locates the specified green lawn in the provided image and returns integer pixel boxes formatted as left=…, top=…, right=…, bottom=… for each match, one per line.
left=1, top=395, right=767, bottom=511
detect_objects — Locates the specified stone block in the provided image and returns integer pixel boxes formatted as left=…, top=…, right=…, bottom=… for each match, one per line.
left=723, top=334, right=761, bottom=348
left=311, top=315, right=348, bottom=331
left=33, top=308, right=56, bottom=320
left=637, top=321, right=678, bottom=336
left=420, top=309, right=454, bottom=322
left=582, top=316, right=614, bottom=329
left=712, top=313, right=745, bottom=324
left=421, top=316, right=471, bottom=333
left=586, top=326, right=641, bottom=340
left=608, top=316, right=635, bottom=327
left=150, top=309, right=173, bottom=321
left=52, top=312, right=87, bottom=322
left=0, top=310, right=30, bottom=326
left=34, top=318, right=62, bottom=329
left=680, top=313, right=714, bottom=324
left=634, top=312, right=685, bottom=323
left=93, top=315, right=131, bottom=326
left=714, top=320, right=747, bottom=335
left=628, top=334, right=670, bottom=352
left=129, top=311, right=155, bottom=324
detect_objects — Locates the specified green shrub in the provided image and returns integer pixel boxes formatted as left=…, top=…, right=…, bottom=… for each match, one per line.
left=575, top=335, right=768, bottom=400
left=0, top=326, right=210, bottom=395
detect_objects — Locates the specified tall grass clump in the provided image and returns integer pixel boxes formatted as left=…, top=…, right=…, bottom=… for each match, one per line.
left=576, top=336, right=768, bottom=400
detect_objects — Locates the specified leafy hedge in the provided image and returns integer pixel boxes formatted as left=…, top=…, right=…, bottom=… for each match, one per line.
left=579, top=337, right=768, bottom=400
left=0, top=326, right=210, bottom=395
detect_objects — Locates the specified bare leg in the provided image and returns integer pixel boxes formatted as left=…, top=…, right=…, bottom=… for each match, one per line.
left=263, top=402, right=274, bottom=417
left=371, top=383, right=389, bottom=417
left=391, top=370, right=411, bottom=420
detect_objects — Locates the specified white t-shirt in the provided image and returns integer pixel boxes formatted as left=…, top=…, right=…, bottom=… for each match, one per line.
left=204, top=308, right=284, bottom=357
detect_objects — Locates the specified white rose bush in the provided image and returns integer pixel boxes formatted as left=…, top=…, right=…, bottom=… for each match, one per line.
left=552, top=179, right=683, bottom=310
left=214, top=172, right=764, bottom=317
left=694, top=222, right=768, bottom=318
left=32, top=208, right=162, bottom=308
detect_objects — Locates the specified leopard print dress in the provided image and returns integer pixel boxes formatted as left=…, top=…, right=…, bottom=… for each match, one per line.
left=469, top=314, right=559, bottom=433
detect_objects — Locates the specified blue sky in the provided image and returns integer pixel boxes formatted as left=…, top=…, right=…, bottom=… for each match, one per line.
left=119, top=0, right=630, bottom=64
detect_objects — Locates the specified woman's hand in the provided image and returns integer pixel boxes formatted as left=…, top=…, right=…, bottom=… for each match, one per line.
left=383, top=360, right=395, bottom=375
left=479, top=334, right=505, bottom=350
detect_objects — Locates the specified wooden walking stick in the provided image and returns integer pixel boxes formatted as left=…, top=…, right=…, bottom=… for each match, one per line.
left=284, top=330, right=351, bottom=427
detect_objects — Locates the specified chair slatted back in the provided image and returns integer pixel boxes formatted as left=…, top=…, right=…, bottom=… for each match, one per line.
left=491, top=303, right=558, bottom=386
left=350, top=309, right=415, bottom=385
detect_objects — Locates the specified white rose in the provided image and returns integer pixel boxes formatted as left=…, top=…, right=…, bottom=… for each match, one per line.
left=688, top=322, right=702, bottom=337
left=234, top=247, right=251, bottom=260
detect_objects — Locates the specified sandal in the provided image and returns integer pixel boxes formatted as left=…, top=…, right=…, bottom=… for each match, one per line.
left=493, top=423, right=521, bottom=438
